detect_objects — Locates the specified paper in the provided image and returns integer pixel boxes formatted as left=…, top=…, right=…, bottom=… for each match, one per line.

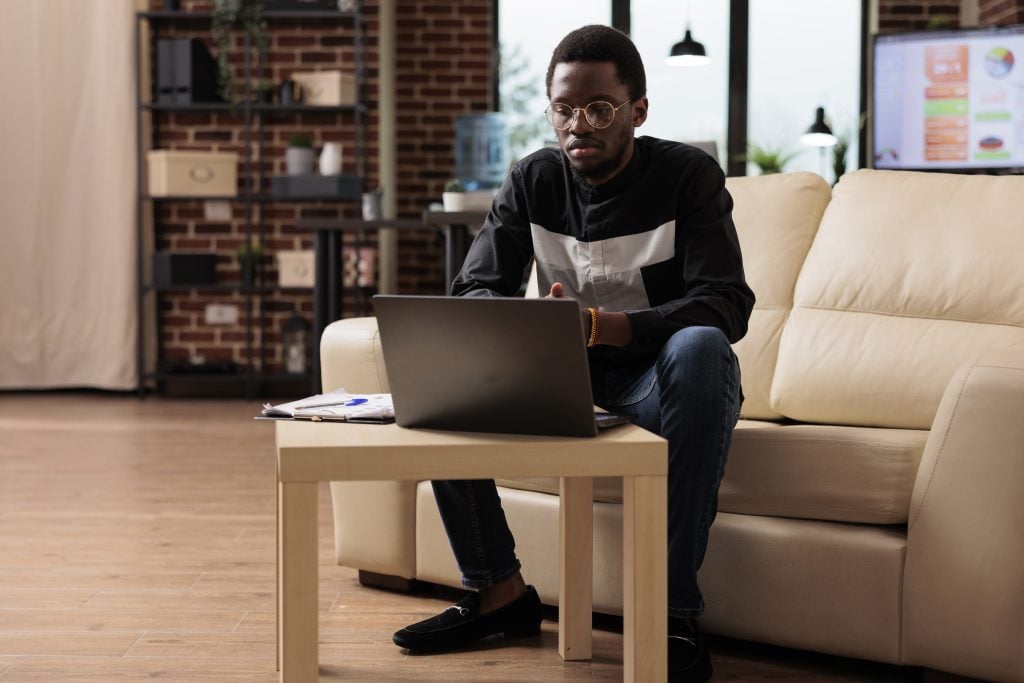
left=261, top=387, right=394, bottom=423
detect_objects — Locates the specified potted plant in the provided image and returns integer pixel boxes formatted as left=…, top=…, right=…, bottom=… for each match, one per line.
left=286, top=133, right=316, bottom=176
left=236, top=241, right=264, bottom=287
left=442, top=179, right=465, bottom=211
left=211, top=0, right=269, bottom=103
left=253, top=79, right=275, bottom=104
left=742, top=142, right=798, bottom=175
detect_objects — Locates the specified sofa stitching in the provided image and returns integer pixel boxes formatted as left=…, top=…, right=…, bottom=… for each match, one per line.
left=735, top=438, right=922, bottom=451
left=908, top=366, right=973, bottom=530
left=794, top=304, right=1024, bottom=329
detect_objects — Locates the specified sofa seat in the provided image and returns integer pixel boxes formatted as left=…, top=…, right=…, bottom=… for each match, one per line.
left=496, top=420, right=927, bottom=525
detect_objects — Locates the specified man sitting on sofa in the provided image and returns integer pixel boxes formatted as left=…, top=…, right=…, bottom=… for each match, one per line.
left=392, top=24, right=755, bottom=682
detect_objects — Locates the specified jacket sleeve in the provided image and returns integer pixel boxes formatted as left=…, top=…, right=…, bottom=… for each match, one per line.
left=450, top=167, right=535, bottom=298
left=624, top=159, right=755, bottom=347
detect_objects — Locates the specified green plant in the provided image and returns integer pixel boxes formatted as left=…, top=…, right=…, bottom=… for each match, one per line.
left=288, top=133, right=313, bottom=149
left=235, top=241, right=264, bottom=262
left=742, top=143, right=799, bottom=175
left=831, top=129, right=852, bottom=184
left=211, top=0, right=269, bottom=103
left=444, top=179, right=465, bottom=193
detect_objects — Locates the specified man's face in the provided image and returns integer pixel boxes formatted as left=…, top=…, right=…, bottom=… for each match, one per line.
left=548, top=61, right=648, bottom=186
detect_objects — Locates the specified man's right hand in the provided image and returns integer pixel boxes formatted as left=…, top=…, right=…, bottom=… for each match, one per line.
left=547, top=282, right=592, bottom=341
left=547, top=282, right=566, bottom=299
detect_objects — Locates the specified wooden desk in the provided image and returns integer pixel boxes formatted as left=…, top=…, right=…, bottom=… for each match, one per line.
left=274, top=420, right=668, bottom=682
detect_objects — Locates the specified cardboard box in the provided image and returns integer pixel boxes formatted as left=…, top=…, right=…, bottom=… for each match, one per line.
left=291, top=70, right=356, bottom=106
left=276, top=250, right=315, bottom=288
left=147, top=150, right=238, bottom=197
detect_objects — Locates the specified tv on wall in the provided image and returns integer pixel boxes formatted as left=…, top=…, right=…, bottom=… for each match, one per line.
left=872, top=25, right=1024, bottom=171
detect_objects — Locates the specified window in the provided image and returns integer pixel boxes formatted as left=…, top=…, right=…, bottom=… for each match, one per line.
left=499, top=2, right=612, bottom=161
left=747, top=0, right=862, bottom=180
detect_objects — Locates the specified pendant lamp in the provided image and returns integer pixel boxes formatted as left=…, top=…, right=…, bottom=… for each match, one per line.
left=800, top=107, right=838, bottom=147
left=666, top=1, right=709, bottom=66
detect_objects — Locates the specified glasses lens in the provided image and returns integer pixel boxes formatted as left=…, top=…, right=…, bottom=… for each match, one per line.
left=585, top=101, right=615, bottom=129
left=547, top=104, right=574, bottom=130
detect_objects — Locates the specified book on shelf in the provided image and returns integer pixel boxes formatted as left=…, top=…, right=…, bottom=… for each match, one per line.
left=260, top=387, right=394, bottom=423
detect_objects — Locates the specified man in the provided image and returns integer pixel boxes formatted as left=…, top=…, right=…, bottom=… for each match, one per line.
left=392, top=24, right=754, bottom=682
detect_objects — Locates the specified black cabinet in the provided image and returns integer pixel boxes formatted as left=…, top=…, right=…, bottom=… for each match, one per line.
left=134, top=5, right=369, bottom=397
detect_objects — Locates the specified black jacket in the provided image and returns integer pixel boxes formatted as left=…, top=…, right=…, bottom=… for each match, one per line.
left=452, top=136, right=755, bottom=366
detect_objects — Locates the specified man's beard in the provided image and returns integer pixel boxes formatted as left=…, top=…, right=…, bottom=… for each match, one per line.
left=566, top=130, right=632, bottom=185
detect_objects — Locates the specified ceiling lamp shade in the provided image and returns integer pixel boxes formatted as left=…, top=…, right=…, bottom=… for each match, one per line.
left=666, top=28, right=710, bottom=66
left=800, top=106, right=838, bottom=147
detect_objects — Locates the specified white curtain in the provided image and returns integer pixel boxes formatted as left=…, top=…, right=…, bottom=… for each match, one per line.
left=0, top=0, right=138, bottom=390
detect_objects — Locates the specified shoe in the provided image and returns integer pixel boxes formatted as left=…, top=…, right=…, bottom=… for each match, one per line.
left=669, top=617, right=713, bottom=682
left=393, top=585, right=542, bottom=652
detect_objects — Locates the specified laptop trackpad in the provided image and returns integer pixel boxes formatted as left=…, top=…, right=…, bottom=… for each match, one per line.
left=594, top=412, right=637, bottom=429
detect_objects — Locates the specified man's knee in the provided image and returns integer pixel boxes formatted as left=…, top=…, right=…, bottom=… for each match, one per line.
left=658, top=326, right=732, bottom=370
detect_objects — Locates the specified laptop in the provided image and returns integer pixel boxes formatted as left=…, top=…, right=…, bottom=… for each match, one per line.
left=372, top=295, right=636, bottom=437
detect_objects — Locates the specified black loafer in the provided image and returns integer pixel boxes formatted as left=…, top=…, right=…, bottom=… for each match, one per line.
left=669, top=617, right=713, bottom=682
left=393, top=585, right=542, bottom=652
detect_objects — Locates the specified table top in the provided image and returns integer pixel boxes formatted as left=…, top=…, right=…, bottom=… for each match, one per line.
left=421, top=210, right=488, bottom=226
left=294, top=218, right=428, bottom=231
left=274, top=420, right=666, bottom=483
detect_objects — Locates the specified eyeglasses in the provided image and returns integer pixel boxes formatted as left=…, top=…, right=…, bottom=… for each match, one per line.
left=544, top=99, right=632, bottom=131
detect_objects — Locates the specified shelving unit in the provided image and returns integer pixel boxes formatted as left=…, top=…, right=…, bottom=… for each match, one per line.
left=133, top=4, right=368, bottom=398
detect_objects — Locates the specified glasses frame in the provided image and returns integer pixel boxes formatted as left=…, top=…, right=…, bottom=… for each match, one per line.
left=545, top=98, right=633, bottom=131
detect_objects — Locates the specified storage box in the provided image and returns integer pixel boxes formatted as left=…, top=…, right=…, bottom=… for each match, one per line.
left=147, top=150, right=238, bottom=197
left=291, top=70, right=356, bottom=106
left=270, top=174, right=362, bottom=199
left=276, top=250, right=315, bottom=288
left=153, top=252, right=218, bottom=288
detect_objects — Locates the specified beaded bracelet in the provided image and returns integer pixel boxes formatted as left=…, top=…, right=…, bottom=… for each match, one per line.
left=586, top=307, right=599, bottom=347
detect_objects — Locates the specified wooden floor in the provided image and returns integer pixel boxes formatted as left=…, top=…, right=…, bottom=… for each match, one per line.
left=0, top=392, right=930, bottom=682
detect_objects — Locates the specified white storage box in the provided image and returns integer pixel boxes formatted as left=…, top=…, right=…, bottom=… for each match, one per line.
left=147, top=150, right=238, bottom=197
left=292, top=70, right=356, bottom=106
left=277, top=250, right=315, bottom=288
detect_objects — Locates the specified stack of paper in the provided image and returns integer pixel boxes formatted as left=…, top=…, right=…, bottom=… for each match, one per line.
left=261, top=388, right=394, bottom=423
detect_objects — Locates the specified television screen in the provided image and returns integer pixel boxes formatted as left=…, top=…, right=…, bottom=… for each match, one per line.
left=873, top=25, right=1024, bottom=171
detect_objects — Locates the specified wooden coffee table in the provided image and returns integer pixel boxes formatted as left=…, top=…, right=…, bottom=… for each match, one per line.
left=274, top=420, right=668, bottom=682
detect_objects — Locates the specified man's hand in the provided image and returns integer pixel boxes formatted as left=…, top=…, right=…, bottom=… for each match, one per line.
left=546, top=282, right=592, bottom=340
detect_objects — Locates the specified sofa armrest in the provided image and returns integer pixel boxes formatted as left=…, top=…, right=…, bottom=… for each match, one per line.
left=903, top=342, right=1024, bottom=681
left=321, top=317, right=417, bottom=578
left=320, top=316, right=389, bottom=393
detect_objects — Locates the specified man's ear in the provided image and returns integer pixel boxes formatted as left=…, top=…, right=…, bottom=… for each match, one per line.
left=632, top=96, right=649, bottom=127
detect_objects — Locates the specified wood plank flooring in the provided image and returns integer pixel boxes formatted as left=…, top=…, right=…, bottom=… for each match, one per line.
left=0, top=392, right=929, bottom=681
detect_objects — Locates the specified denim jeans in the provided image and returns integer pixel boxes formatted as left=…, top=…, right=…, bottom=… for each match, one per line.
left=431, top=325, right=742, bottom=618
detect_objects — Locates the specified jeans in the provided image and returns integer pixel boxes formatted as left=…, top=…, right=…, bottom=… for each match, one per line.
left=431, top=325, right=742, bottom=618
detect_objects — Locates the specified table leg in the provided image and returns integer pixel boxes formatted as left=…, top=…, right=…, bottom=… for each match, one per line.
left=443, top=225, right=469, bottom=292
left=278, top=481, right=319, bottom=682
left=622, top=475, right=667, bottom=683
left=558, top=476, right=593, bottom=661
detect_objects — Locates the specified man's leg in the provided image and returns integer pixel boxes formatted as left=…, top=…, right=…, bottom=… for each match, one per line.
left=595, top=326, right=741, bottom=681
left=391, top=479, right=542, bottom=651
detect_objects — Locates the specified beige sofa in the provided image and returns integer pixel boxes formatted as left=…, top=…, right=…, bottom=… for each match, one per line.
left=319, top=170, right=1024, bottom=682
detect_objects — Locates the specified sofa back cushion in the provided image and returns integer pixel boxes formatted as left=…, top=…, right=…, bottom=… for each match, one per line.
left=771, top=169, right=1024, bottom=429
left=726, top=173, right=831, bottom=419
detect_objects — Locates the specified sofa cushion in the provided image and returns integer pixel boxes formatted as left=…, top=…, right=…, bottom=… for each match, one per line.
left=496, top=419, right=927, bottom=524
left=725, top=173, right=830, bottom=420
left=772, top=169, right=1024, bottom=429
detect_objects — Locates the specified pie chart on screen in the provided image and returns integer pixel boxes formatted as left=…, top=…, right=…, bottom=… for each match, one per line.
left=984, top=47, right=1014, bottom=78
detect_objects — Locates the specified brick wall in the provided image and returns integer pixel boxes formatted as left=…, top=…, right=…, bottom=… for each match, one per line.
left=878, top=0, right=1024, bottom=30
left=149, top=0, right=494, bottom=373
left=978, top=0, right=1024, bottom=23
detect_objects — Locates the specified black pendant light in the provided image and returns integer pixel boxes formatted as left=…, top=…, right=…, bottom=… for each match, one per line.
left=667, top=28, right=709, bottom=66
left=800, top=107, right=838, bottom=147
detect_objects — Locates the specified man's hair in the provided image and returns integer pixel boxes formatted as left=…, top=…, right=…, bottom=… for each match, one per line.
left=545, top=25, right=646, bottom=101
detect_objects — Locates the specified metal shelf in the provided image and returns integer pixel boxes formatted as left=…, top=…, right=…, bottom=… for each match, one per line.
left=139, top=10, right=357, bottom=21
left=142, top=102, right=364, bottom=114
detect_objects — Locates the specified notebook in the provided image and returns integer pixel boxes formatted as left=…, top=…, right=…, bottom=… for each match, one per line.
left=372, top=295, right=636, bottom=437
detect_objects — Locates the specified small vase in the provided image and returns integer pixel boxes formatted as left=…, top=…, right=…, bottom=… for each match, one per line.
left=285, top=147, right=316, bottom=176
left=442, top=192, right=466, bottom=211
left=318, top=143, right=342, bottom=176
